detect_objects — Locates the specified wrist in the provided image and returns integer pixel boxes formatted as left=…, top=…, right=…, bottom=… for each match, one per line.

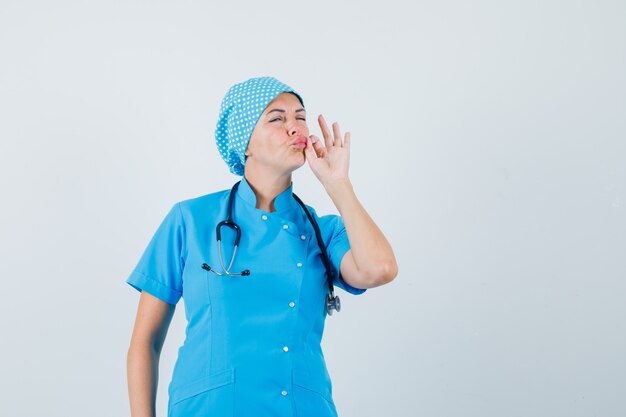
left=323, top=177, right=353, bottom=194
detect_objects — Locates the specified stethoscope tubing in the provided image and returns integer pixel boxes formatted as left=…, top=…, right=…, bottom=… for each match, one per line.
left=201, top=180, right=341, bottom=315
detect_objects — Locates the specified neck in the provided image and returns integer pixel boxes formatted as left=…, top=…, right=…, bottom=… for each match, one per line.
left=243, top=165, right=292, bottom=212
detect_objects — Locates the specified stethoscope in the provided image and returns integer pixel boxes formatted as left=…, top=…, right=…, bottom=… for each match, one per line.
left=201, top=181, right=341, bottom=316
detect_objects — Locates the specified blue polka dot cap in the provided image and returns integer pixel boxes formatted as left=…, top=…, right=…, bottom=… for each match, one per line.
left=215, top=76, right=305, bottom=176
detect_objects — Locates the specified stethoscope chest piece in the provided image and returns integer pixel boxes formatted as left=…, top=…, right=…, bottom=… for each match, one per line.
left=326, top=293, right=341, bottom=315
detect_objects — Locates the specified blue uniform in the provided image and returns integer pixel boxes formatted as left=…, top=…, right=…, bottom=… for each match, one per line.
left=126, top=175, right=367, bottom=417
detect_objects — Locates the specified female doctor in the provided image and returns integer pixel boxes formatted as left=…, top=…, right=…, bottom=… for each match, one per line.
left=126, top=76, right=398, bottom=417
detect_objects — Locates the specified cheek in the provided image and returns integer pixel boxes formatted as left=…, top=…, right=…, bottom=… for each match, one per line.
left=257, top=134, right=284, bottom=154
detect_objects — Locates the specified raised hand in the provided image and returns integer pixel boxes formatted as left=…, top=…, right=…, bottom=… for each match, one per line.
left=304, top=114, right=351, bottom=187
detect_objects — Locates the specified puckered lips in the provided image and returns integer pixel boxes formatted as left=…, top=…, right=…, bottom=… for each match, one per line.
left=290, top=136, right=307, bottom=149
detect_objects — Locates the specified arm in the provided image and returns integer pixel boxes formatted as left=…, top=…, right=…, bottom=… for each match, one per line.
left=304, top=114, right=398, bottom=289
left=127, top=291, right=176, bottom=417
left=326, top=178, right=398, bottom=288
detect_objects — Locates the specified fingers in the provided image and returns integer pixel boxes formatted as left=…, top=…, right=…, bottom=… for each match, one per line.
left=304, top=137, right=318, bottom=160
left=332, top=121, right=342, bottom=147
left=318, top=114, right=345, bottom=148
left=310, top=135, right=326, bottom=158
left=318, top=115, right=333, bottom=148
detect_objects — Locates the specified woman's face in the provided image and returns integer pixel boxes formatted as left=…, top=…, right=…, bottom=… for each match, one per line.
left=245, top=92, right=309, bottom=175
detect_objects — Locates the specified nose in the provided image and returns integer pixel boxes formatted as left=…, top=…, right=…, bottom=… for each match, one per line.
left=286, top=122, right=300, bottom=136
left=285, top=115, right=307, bottom=137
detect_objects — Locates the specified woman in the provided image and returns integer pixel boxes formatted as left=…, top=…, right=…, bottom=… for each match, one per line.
left=126, top=76, right=398, bottom=417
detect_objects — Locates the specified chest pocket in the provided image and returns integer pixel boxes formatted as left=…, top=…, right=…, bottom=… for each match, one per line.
left=195, top=215, right=313, bottom=312
left=205, top=253, right=297, bottom=315
left=181, top=261, right=210, bottom=308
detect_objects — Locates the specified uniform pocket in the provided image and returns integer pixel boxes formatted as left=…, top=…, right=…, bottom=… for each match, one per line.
left=292, top=368, right=338, bottom=417
left=181, top=265, right=211, bottom=307
left=169, top=368, right=235, bottom=417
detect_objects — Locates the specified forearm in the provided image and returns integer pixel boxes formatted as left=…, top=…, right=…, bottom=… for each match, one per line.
left=324, top=178, right=398, bottom=280
left=127, top=343, right=160, bottom=417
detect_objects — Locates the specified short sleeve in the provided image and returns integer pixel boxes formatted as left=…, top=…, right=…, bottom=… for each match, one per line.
left=125, top=202, right=186, bottom=305
left=322, top=213, right=367, bottom=296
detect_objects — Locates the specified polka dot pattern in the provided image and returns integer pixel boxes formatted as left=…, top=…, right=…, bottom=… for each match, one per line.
left=214, top=76, right=305, bottom=176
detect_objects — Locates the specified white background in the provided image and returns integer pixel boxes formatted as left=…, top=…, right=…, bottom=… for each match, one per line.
left=0, top=1, right=624, bottom=416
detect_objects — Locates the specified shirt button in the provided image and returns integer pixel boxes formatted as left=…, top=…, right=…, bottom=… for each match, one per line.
left=281, top=390, right=288, bottom=396
left=300, top=234, right=306, bottom=240
left=283, top=346, right=289, bottom=352
left=283, top=224, right=289, bottom=230
left=296, top=262, right=303, bottom=268
left=289, top=301, right=295, bottom=308
left=262, top=215, right=268, bottom=220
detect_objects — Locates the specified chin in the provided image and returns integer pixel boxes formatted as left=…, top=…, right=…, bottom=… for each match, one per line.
left=286, top=157, right=306, bottom=172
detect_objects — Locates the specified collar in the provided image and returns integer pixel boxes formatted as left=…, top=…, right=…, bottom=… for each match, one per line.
left=236, top=174, right=295, bottom=214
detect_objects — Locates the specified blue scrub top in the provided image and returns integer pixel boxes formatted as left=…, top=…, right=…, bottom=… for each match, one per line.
left=126, top=175, right=367, bottom=417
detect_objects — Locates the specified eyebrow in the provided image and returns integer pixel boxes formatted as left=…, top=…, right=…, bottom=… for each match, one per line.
left=265, top=108, right=306, bottom=116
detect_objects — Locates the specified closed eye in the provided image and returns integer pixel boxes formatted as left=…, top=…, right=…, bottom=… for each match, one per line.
left=270, top=117, right=306, bottom=122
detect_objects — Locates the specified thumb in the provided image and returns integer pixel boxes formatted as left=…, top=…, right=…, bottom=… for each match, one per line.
left=304, top=137, right=317, bottom=161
